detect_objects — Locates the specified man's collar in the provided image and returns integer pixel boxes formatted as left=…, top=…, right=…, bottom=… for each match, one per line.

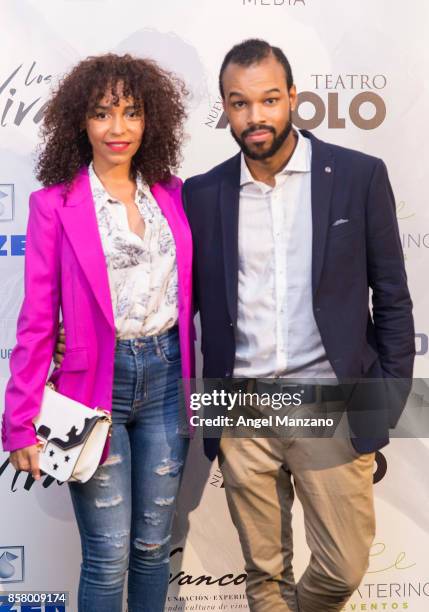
left=240, top=129, right=311, bottom=187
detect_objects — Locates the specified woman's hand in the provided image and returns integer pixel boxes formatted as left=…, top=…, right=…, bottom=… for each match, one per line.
left=54, top=321, right=66, bottom=367
left=10, top=445, right=41, bottom=480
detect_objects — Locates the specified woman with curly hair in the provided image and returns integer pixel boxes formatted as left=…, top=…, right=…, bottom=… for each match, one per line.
left=2, top=54, right=194, bottom=612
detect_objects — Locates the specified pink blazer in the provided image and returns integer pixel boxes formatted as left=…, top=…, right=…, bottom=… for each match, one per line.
left=2, top=167, right=195, bottom=459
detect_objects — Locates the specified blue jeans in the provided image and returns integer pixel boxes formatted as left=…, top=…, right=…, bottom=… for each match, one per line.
left=69, top=327, right=189, bottom=612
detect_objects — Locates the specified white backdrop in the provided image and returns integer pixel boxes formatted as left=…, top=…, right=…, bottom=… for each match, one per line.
left=1, top=0, right=429, bottom=610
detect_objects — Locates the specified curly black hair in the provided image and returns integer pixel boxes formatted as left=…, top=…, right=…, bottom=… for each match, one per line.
left=36, top=53, right=188, bottom=187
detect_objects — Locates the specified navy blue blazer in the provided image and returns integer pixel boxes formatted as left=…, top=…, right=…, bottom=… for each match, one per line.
left=183, top=130, right=415, bottom=460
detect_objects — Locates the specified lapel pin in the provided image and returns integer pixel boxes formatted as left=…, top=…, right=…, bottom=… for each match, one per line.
left=325, top=166, right=332, bottom=173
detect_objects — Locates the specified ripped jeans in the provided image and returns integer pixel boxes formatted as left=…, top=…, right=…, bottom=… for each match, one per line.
left=68, top=326, right=189, bottom=612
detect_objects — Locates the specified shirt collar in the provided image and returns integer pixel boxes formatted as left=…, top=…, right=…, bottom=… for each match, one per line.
left=240, top=129, right=311, bottom=187
left=88, top=162, right=147, bottom=209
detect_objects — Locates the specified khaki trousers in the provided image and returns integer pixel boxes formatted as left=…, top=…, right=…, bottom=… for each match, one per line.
left=219, top=434, right=375, bottom=612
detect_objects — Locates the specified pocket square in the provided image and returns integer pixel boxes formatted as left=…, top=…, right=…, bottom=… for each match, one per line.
left=332, top=218, right=349, bottom=227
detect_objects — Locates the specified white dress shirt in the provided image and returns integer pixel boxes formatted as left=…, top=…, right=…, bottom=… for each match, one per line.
left=89, top=163, right=178, bottom=339
left=233, top=130, right=337, bottom=381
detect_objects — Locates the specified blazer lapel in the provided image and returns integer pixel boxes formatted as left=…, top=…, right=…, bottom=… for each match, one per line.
left=151, top=182, right=182, bottom=250
left=219, top=154, right=241, bottom=325
left=58, top=168, right=115, bottom=329
left=306, top=132, right=335, bottom=294
left=150, top=181, right=192, bottom=308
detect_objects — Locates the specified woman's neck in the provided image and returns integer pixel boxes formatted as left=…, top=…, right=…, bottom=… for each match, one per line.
left=92, top=158, right=134, bottom=186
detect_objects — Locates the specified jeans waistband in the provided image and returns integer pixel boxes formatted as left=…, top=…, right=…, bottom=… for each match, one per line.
left=115, top=325, right=178, bottom=351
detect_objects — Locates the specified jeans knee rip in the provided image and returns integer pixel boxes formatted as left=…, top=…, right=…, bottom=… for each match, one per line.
left=93, top=473, right=110, bottom=488
left=143, top=511, right=162, bottom=526
left=94, top=473, right=110, bottom=480
left=154, top=496, right=175, bottom=506
left=134, top=534, right=171, bottom=558
left=112, top=530, right=130, bottom=549
left=103, top=454, right=122, bottom=467
left=98, top=530, right=130, bottom=549
left=94, top=495, right=123, bottom=509
left=154, top=458, right=183, bottom=477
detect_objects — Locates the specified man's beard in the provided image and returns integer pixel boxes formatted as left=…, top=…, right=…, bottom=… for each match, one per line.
left=230, top=118, right=293, bottom=161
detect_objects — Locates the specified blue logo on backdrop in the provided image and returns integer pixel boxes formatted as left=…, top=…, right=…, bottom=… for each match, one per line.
left=0, top=597, right=65, bottom=611
left=0, top=547, right=24, bottom=583
left=0, top=547, right=66, bottom=609
left=0, top=235, right=25, bottom=256
left=0, top=185, right=14, bottom=222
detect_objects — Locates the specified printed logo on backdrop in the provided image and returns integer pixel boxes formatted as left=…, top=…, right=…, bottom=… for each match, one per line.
left=0, top=186, right=14, bottom=222
left=169, top=547, right=246, bottom=588
left=0, top=348, right=12, bottom=361
left=397, top=201, right=415, bottom=222
left=415, top=333, right=429, bottom=356
left=242, top=0, right=307, bottom=5
left=401, top=232, right=429, bottom=254
left=0, top=37, right=205, bottom=130
left=0, top=62, right=51, bottom=128
left=397, top=201, right=415, bottom=261
left=345, top=543, right=429, bottom=611
left=0, top=547, right=24, bottom=583
left=395, top=200, right=429, bottom=261
left=207, top=73, right=388, bottom=131
left=0, top=185, right=24, bottom=256
left=0, top=457, right=64, bottom=492
left=209, top=468, right=225, bottom=488
left=0, top=235, right=25, bottom=257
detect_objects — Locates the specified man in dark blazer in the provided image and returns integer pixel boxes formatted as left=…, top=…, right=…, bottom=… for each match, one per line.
left=183, top=39, right=415, bottom=612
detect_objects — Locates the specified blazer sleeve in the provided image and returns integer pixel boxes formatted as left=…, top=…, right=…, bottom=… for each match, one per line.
left=2, top=190, right=61, bottom=452
left=182, top=180, right=199, bottom=316
left=366, top=159, right=415, bottom=379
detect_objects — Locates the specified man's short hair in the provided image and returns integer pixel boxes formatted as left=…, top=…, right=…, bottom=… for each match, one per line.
left=219, top=39, right=294, bottom=98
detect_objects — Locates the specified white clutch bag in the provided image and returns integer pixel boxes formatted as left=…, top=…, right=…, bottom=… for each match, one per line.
left=33, top=383, right=112, bottom=483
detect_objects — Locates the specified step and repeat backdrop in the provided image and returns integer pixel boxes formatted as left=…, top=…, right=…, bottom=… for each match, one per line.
left=1, top=0, right=429, bottom=610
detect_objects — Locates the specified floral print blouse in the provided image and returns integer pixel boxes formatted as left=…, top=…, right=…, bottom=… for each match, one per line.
left=88, top=163, right=178, bottom=339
